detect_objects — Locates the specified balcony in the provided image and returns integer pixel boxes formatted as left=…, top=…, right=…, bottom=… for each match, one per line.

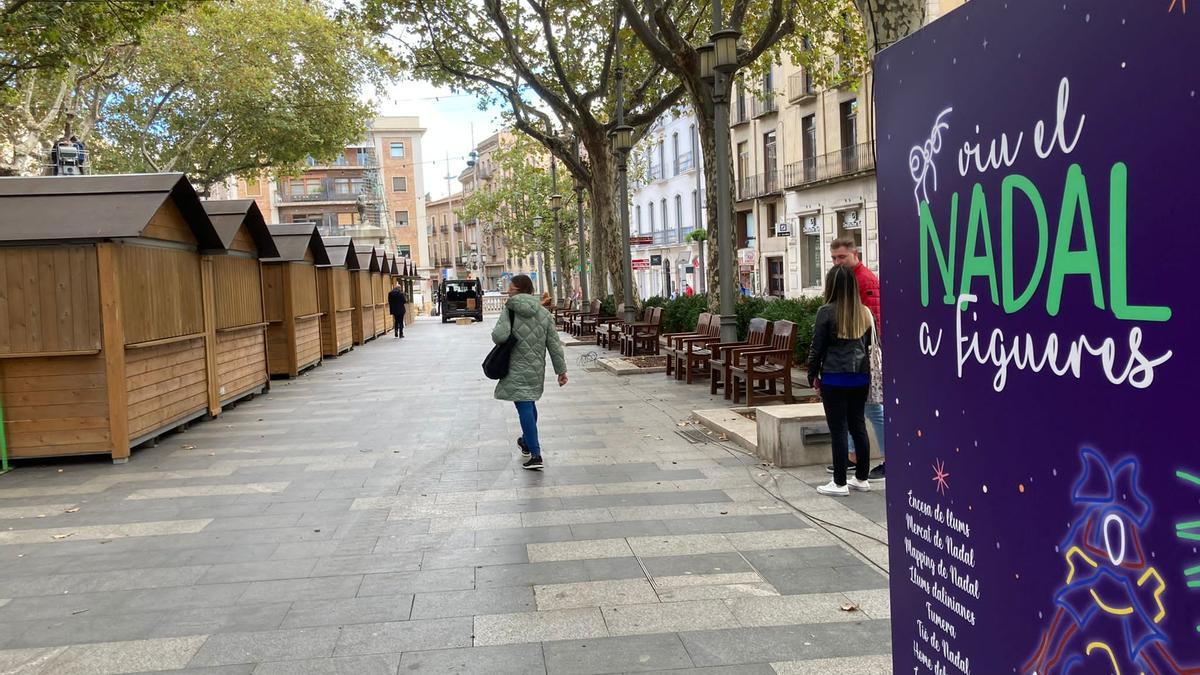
left=734, top=98, right=750, bottom=125
left=788, top=71, right=817, bottom=102
left=783, top=142, right=876, bottom=189
left=276, top=178, right=366, bottom=204
left=736, top=170, right=781, bottom=201
left=752, top=94, right=778, bottom=118
left=676, top=151, right=695, bottom=173
left=646, top=162, right=664, bottom=182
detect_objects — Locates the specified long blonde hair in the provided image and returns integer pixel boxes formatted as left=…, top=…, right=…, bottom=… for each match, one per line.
left=824, top=266, right=872, bottom=339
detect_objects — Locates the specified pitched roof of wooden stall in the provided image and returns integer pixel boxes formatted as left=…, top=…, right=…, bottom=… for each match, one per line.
left=0, top=172, right=222, bottom=247
left=201, top=199, right=279, bottom=257
left=354, top=247, right=380, bottom=272
left=374, top=248, right=392, bottom=274
left=320, top=235, right=360, bottom=270
left=262, top=224, right=330, bottom=265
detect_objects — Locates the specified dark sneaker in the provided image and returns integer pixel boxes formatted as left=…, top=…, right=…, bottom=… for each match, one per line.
left=517, top=437, right=531, bottom=458
left=825, top=462, right=856, bottom=474
left=523, top=456, right=544, bottom=471
left=868, top=463, right=886, bottom=480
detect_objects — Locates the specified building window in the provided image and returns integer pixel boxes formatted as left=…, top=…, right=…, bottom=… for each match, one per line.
left=837, top=209, right=863, bottom=252
left=290, top=213, right=321, bottom=225
left=395, top=210, right=410, bottom=226
left=804, top=230, right=823, bottom=288
left=333, top=153, right=349, bottom=166
left=391, top=176, right=408, bottom=192
left=767, top=256, right=785, bottom=297
left=736, top=85, right=747, bottom=122
left=636, top=204, right=642, bottom=233
left=802, top=114, right=817, bottom=181
left=841, top=99, right=860, bottom=172
left=397, top=245, right=411, bottom=258
left=333, top=178, right=364, bottom=195
left=355, top=148, right=368, bottom=165
left=661, top=198, right=668, bottom=235
left=672, top=132, right=680, bottom=175
left=763, top=131, right=777, bottom=192
left=736, top=141, right=749, bottom=198
left=675, top=195, right=684, bottom=233
left=289, top=178, right=322, bottom=196
left=389, top=142, right=406, bottom=158
left=765, top=203, right=777, bottom=238
left=337, top=212, right=355, bottom=226
left=648, top=203, right=655, bottom=232
left=243, top=179, right=261, bottom=197
left=692, top=189, right=700, bottom=231
left=304, top=155, right=316, bottom=167
left=690, top=124, right=698, bottom=165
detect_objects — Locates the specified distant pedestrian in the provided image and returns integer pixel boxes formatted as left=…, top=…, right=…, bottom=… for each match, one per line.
left=388, top=282, right=407, bottom=338
left=684, top=283, right=694, bottom=296
left=493, top=274, right=568, bottom=471
left=808, top=265, right=873, bottom=497
left=830, top=237, right=885, bottom=479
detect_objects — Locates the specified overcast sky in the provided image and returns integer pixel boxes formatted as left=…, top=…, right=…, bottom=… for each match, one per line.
left=376, top=79, right=503, bottom=200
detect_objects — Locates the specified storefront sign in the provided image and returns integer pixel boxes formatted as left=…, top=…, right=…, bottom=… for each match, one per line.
left=875, top=0, right=1199, bottom=671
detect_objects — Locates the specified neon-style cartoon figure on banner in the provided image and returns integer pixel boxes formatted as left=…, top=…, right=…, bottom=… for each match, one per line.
left=1024, top=449, right=1199, bottom=674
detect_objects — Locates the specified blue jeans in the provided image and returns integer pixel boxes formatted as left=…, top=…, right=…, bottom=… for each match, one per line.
left=515, top=401, right=540, bottom=457
left=849, top=403, right=885, bottom=461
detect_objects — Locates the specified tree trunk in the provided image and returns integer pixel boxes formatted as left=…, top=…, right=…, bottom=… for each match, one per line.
left=582, top=133, right=626, bottom=304
left=854, top=0, right=926, bottom=54
left=681, top=77, right=737, bottom=310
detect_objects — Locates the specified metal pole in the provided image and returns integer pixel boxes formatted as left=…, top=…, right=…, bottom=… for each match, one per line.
left=694, top=124, right=706, bottom=295
left=574, top=137, right=590, bottom=303
left=0, top=390, right=10, bottom=474
left=551, top=160, right=565, bottom=302
left=615, top=67, right=636, bottom=326
left=712, top=0, right=738, bottom=343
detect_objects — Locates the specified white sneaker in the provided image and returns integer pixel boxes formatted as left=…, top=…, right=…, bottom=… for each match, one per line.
left=847, top=477, right=871, bottom=492
left=817, top=480, right=849, bottom=497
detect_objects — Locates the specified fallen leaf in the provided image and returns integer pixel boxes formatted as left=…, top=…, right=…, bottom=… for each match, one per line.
left=52, top=533, right=73, bottom=540
left=840, top=603, right=859, bottom=612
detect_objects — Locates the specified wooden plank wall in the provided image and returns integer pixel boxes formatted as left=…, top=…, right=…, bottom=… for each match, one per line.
left=119, top=244, right=203, bottom=344
left=290, top=263, right=319, bottom=317
left=294, top=317, right=322, bottom=370
left=336, top=313, right=353, bottom=351
left=142, top=201, right=199, bottom=245
left=261, top=264, right=285, bottom=323
left=317, top=268, right=339, bottom=357
left=212, top=255, right=264, bottom=329
left=125, top=337, right=207, bottom=440
left=0, top=353, right=111, bottom=458
left=334, top=269, right=353, bottom=311
left=355, top=272, right=373, bottom=343
left=0, top=246, right=102, bottom=355
left=216, top=326, right=267, bottom=402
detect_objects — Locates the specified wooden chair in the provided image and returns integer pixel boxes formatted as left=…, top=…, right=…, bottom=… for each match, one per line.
left=659, top=312, right=712, bottom=354
left=554, top=299, right=577, bottom=331
left=729, top=319, right=797, bottom=406
left=666, top=315, right=722, bottom=382
left=709, top=318, right=773, bottom=398
left=596, top=304, right=626, bottom=349
left=569, top=299, right=602, bottom=336
left=622, top=307, right=663, bottom=356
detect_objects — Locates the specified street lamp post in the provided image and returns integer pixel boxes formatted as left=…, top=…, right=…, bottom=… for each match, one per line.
left=549, top=161, right=565, bottom=303
left=533, top=215, right=547, bottom=294
left=573, top=136, right=589, bottom=303
left=611, top=63, right=636, bottom=326
left=700, top=10, right=741, bottom=343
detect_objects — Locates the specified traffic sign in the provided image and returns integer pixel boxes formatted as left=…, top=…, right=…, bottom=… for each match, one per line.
left=631, top=258, right=650, bottom=270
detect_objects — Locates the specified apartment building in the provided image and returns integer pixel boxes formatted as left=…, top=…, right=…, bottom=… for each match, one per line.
left=426, top=130, right=538, bottom=291
left=732, top=0, right=965, bottom=297
left=368, top=116, right=427, bottom=272
left=629, top=111, right=706, bottom=299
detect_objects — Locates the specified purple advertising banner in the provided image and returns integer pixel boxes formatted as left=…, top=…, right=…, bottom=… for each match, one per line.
left=874, top=1, right=1199, bottom=672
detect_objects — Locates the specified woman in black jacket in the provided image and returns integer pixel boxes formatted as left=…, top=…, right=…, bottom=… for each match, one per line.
left=808, top=265, right=874, bottom=496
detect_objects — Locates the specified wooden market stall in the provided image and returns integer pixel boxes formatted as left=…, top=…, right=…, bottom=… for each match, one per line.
left=261, top=224, right=329, bottom=378
left=372, top=248, right=391, bottom=338
left=351, top=247, right=379, bottom=345
left=0, top=173, right=226, bottom=462
left=201, top=200, right=279, bottom=413
left=317, top=235, right=358, bottom=357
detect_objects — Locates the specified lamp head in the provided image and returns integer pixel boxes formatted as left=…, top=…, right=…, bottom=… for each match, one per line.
left=712, top=29, right=742, bottom=73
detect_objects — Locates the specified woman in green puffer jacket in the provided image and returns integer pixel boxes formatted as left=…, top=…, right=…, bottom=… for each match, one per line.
left=491, top=274, right=568, bottom=470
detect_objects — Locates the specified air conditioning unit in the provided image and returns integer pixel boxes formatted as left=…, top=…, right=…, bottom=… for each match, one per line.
left=803, top=216, right=820, bottom=235
left=774, top=221, right=791, bottom=236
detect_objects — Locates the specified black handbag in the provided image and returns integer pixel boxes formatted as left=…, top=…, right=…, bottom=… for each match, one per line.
left=482, top=308, right=518, bottom=380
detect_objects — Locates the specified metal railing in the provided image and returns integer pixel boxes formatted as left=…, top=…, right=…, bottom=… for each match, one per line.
left=676, top=150, right=694, bottom=173
left=736, top=170, right=781, bottom=201
left=783, top=142, right=876, bottom=189
left=752, top=94, right=777, bottom=117
left=734, top=97, right=750, bottom=124
left=787, top=72, right=816, bottom=102
left=647, top=162, right=664, bottom=181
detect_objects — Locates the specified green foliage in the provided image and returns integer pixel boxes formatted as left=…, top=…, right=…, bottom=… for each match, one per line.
left=685, top=229, right=708, bottom=244
left=648, top=294, right=825, bottom=364
left=599, top=294, right=617, bottom=317
left=91, top=0, right=396, bottom=192
left=658, top=294, right=709, bottom=333
left=0, top=0, right=185, bottom=90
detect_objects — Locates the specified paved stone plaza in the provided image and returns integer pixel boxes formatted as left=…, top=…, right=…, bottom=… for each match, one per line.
left=0, top=317, right=892, bottom=674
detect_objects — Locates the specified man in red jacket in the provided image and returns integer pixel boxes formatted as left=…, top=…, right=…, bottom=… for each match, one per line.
left=830, top=237, right=885, bottom=480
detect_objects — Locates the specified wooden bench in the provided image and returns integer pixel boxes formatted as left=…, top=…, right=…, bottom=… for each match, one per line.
left=660, top=313, right=715, bottom=379
left=569, top=299, right=602, bottom=336
left=729, top=319, right=797, bottom=406
left=621, top=307, right=663, bottom=356
left=709, top=317, right=773, bottom=397
left=665, top=315, right=723, bottom=383
left=595, top=303, right=627, bottom=349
